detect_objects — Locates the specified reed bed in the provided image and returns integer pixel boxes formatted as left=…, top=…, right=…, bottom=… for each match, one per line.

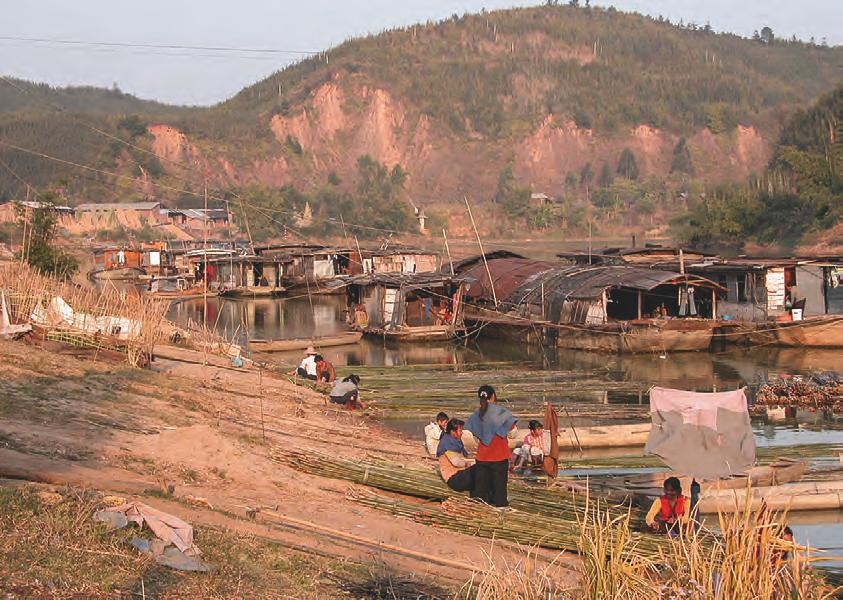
left=0, top=263, right=169, bottom=366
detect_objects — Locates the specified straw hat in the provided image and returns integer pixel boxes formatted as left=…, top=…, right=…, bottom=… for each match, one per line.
left=305, top=345, right=317, bottom=355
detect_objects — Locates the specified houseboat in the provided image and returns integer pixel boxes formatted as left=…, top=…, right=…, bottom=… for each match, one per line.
left=559, top=247, right=843, bottom=348
left=455, top=253, right=725, bottom=353
left=88, top=247, right=145, bottom=281
left=344, top=272, right=467, bottom=342
left=190, top=254, right=287, bottom=298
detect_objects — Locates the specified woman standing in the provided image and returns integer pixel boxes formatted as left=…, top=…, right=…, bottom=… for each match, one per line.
left=466, top=385, right=517, bottom=507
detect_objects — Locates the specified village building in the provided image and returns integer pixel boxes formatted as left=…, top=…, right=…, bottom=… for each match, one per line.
left=75, top=202, right=165, bottom=226
left=164, top=208, right=230, bottom=231
left=345, top=272, right=468, bottom=341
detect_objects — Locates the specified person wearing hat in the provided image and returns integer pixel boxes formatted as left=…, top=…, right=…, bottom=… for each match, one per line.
left=290, top=346, right=319, bottom=380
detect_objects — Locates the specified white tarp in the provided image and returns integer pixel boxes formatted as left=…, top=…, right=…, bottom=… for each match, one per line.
left=31, top=296, right=142, bottom=340
left=646, top=386, right=755, bottom=481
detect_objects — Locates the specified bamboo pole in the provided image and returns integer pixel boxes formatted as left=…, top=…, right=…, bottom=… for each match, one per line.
left=442, top=229, right=455, bottom=276
left=464, top=195, right=497, bottom=307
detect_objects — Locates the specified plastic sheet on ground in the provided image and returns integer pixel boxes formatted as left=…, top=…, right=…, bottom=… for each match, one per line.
left=31, top=296, right=141, bottom=340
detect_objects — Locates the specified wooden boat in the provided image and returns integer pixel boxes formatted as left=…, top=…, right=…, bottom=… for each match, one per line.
left=510, top=422, right=652, bottom=450
left=360, top=325, right=464, bottom=343
left=698, top=478, right=843, bottom=513
left=466, top=311, right=715, bottom=353
left=220, top=285, right=285, bottom=299
left=249, top=331, right=363, bottom=352
left=720, top=315, right=843, bottom=348
left=591, top=461, right=808, bottom=500
left=88, top=267, right=145, bottom=281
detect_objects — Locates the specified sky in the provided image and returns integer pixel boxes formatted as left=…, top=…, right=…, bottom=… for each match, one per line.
left=1, top=0, right=841, bottom=106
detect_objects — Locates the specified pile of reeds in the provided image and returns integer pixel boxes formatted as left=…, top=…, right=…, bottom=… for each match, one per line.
left=337, top=363, right=650, bottom=423
left=349, top=490, right=668, bottom=558
left=273, top=449, right=633, bottom=521
left=0, top=262, right=168, bottom=366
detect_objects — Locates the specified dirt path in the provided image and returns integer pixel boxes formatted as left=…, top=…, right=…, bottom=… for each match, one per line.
left=0, top=338, right=580, bottom=588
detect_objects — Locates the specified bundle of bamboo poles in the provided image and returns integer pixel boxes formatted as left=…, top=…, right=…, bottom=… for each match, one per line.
left=0, top=263, right=169, bottom=366
left=274, top=449, right=632, bottom=522
left=349, top=490, right=669, bottom=558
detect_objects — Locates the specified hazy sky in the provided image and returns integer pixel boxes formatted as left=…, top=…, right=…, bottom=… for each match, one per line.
left=1, top=0, right=841, bottom=106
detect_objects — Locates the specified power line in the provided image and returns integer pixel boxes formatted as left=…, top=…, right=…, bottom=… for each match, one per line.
left=0, top=35, right=322, bottom=55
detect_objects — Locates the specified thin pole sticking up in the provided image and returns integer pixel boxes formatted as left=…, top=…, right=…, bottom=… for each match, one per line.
left=442, top=229, right=455, bottom=276
left=202, top=178, right=209, bottom=366
left=464, top=195, right=497, bottom=307
left=354, top=235, right=365, bottom=274
left=258, top=367, right=266, bottom=443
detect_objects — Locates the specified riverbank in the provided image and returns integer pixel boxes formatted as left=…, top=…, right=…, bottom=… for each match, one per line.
left=0, top=337, right=579, bottom=597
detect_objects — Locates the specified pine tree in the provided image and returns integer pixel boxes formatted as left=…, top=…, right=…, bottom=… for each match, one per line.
left=616, top=148, right=639, bottom=180
left=671, top=138, right=694, bottom=174
left=598, top=162, right=613, bottom=187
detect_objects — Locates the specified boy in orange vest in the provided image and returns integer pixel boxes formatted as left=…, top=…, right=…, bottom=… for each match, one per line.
left=645, top=476, right=691, bottom=535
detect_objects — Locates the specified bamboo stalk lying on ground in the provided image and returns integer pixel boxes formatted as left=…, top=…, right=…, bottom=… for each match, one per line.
left=272, top=449, right=633, bottom=523
left=349, top=490, right=670, bottom=558
left=560, top=443, right=843, bottom=471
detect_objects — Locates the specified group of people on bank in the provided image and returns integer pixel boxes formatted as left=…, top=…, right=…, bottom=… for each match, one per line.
left=425, top=387, right=701, bottom=535
left=424, top=385, right=522, bottom=507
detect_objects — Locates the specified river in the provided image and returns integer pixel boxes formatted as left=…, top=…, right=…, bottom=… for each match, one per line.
left=167, top=294, right=843, bottom=569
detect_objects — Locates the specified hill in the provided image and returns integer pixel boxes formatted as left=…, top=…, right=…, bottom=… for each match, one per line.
left=1, top=4, right=842, bottom=239
left=678, top=82, right=843, bottom=252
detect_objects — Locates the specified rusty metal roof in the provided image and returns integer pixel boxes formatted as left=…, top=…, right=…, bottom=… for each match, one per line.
left=461, top=258, right=724, bottom=306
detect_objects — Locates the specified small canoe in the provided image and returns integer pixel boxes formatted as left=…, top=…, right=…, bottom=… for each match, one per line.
left=249, top=331, right=363, bottom=352
left=591, top=461, right=807, bottom=499
left=510, top=422, right=651, bottom=450
left=698, top=478, right=843, bottom=513
left=360, top=325, right=463, bottom=342
left=220, top=286, right=285, bottom=298
left=88, top=267, right=145, bottom=281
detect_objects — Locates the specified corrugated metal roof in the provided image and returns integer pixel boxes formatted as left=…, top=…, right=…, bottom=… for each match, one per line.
left=76, top=202, right=161, bottom=211
left=461, top=258, right=723, bottom=306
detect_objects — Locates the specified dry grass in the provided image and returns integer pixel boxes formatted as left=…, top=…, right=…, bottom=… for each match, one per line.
left=574, top=493, right=840, bottom=600
left=458, top=544, right=574, bottom=600
left=0, top=485, right=384, bottom=599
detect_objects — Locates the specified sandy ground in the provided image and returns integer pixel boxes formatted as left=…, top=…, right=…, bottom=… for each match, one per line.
left=0, top=337, right=579, bottom=588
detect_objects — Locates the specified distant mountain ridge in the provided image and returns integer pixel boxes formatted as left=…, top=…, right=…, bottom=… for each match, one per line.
left=1, top=4, right=842, bottom=240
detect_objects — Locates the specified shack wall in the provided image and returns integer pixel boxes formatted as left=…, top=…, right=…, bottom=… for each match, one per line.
left=795, top=265, right=826, bottom=316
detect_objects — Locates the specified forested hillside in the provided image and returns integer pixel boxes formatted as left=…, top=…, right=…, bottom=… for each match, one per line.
left=677, top=83, right=842, bottom=250
left=1, top=4, right=841, bottom=241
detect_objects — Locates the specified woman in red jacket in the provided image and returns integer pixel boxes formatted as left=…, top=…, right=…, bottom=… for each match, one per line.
left=465, top=385, right=517, bottom=507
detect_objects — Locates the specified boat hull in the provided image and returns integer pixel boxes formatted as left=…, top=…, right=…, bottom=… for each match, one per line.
left=88, top=267, right=145, bottom=281
left=359, top=325, right=462, bottom=342
left=221, top=286, right=285, bottom=298
left=723, top=316, right=843, bottom=348
left=466, top=313, right=714, bottom=353
left=249, top=331, right=363, bottom=352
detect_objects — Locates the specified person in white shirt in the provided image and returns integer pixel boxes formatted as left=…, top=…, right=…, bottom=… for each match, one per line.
left=289, top=346, right=318, bottom=380
left=424, top=412, right=449, bottom=456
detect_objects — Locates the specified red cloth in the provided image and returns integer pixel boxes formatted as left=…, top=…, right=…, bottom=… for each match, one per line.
left=658, top=495, right=687, bottom=521
left=476, top=435, right=510, bottom=462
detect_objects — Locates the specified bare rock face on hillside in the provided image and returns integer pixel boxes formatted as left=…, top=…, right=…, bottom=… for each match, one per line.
left=146, top=81, right=773, bottom=205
